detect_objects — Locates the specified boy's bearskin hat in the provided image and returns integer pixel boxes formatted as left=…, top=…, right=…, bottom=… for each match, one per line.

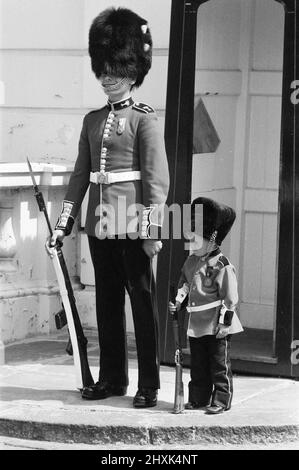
left=191, top=197, right=236, bottom=246
left=88, top=7, right=152, bottom=88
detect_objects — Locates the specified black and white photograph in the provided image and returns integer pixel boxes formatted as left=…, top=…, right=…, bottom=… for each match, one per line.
left=0, top=0, right=299, bottom=455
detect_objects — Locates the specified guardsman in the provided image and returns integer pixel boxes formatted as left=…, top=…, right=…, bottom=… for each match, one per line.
left=170, top=197, right=243, bottom=414
left=48, top=7, right=169, bottom=408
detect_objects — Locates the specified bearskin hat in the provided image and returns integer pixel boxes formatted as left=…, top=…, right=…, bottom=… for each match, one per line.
left=190, top=197, right=236, bottom=246
left=88, top=7, right=152, bottom=88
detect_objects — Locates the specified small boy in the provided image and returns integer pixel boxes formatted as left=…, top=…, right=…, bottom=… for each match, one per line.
left=169, top=197, right=243, bottom=414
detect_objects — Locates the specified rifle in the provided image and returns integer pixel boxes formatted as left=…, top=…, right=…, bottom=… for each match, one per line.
left=169, top=284, right=184, bottom=414
left=54, top=308, right=73, bottom=356
left=27, top=158, right=94, bottom=391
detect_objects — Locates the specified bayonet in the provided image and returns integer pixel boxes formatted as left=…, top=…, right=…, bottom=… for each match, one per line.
left=26, top=157, right=52, bottom=235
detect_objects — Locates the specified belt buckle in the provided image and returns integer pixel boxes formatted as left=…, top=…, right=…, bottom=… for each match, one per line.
left=97, top=171, right=109, bottom=184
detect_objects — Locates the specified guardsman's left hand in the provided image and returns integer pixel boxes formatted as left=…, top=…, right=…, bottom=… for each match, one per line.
left=142, top=239, right=163, bottom=258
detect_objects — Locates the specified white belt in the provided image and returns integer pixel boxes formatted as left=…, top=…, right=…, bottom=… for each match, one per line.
left=90, top=170, right=141, bottom=185
left=187, top=300, right=222, bottom=313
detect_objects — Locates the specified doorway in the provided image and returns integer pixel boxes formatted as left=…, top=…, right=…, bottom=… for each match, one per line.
left=157, top=0, right=299, bottom=378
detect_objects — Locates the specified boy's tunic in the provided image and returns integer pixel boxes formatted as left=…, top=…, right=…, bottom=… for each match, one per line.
left=177, top=251, right=243, bottom=337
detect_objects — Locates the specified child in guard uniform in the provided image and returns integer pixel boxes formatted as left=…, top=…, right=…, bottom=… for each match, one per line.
left=170, top=197, right=243, bottom=414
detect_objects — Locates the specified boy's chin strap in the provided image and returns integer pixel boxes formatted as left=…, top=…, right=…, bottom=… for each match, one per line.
left=198, top=247, right=220, bottom=261
left=207, top=229, right=218, bottom=248
left=195, top=230, right=219, bottom=261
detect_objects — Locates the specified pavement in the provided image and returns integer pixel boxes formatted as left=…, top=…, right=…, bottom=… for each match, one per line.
left=0, top=331, right=299, bottom=449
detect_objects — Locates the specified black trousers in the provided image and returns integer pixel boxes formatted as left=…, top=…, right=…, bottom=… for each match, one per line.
left=88, top=236, right=160, bottom=390
left=188, top=335, right=233, bottom=409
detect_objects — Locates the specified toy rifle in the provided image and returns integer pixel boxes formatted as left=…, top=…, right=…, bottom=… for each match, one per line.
left=27, top=158, right=94, bottom=391
left=169, top=284, right=184, bottom=413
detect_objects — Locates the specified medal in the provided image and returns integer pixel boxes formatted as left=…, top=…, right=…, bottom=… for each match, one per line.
left=117, top=118, right=126, bottom=134
left=203, top=266, right=214, bottom=287
left=203, top=277, right=213, bottom=287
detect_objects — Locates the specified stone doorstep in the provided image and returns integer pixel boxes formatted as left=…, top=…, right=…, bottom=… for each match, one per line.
left=0, top=418, right=299, bottom=446
left=1, top=381, right=299, bottom=446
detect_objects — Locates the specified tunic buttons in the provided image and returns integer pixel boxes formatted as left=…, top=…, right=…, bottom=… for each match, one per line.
left=100, top=112, right=115, bottom=172
left=103, top=113, right=114, bottom=141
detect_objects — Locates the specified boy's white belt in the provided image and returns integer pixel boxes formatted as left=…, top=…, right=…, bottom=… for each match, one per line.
left=90, top=170, right=141, bottom=185
left=187, top=300, right=222, bottom=313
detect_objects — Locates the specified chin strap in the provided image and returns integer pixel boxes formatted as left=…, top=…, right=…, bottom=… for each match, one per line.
left=103, top=77, right=132, bottom=93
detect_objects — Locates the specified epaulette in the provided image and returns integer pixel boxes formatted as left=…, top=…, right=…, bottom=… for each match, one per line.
left=217, top=255, right=230, bottom=268
left=133, top=102, right=155, bottom=114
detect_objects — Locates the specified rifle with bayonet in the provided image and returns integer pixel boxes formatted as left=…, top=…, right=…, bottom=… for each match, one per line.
left=169, top=284, right=184, bottom=413
left=27, top=158, right=94, bottom=391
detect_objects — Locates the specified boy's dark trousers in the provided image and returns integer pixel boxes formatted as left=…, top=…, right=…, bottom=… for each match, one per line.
left=188, top=335, right=233, bottom=409
left=88, top=236, right=160, bottom=390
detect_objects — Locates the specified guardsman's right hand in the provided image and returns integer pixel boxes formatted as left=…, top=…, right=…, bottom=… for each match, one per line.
left=45, top=229, right=65, bottom=258
left=168, top=301, right=182, bottom=314
left=142, top=239, right=163, bottom=258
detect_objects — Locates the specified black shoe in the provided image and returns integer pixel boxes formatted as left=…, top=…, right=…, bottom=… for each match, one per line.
left=133, top=388, right=158, bottom=408
left=205, top=404, right=229, bottom=414
left=185, top=401, right=208, bottom=410
left=81, top=382, right=127, bottom=400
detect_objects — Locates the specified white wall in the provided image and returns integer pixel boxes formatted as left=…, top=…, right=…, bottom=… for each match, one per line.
left=0, top=0, right=170, bottom=165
